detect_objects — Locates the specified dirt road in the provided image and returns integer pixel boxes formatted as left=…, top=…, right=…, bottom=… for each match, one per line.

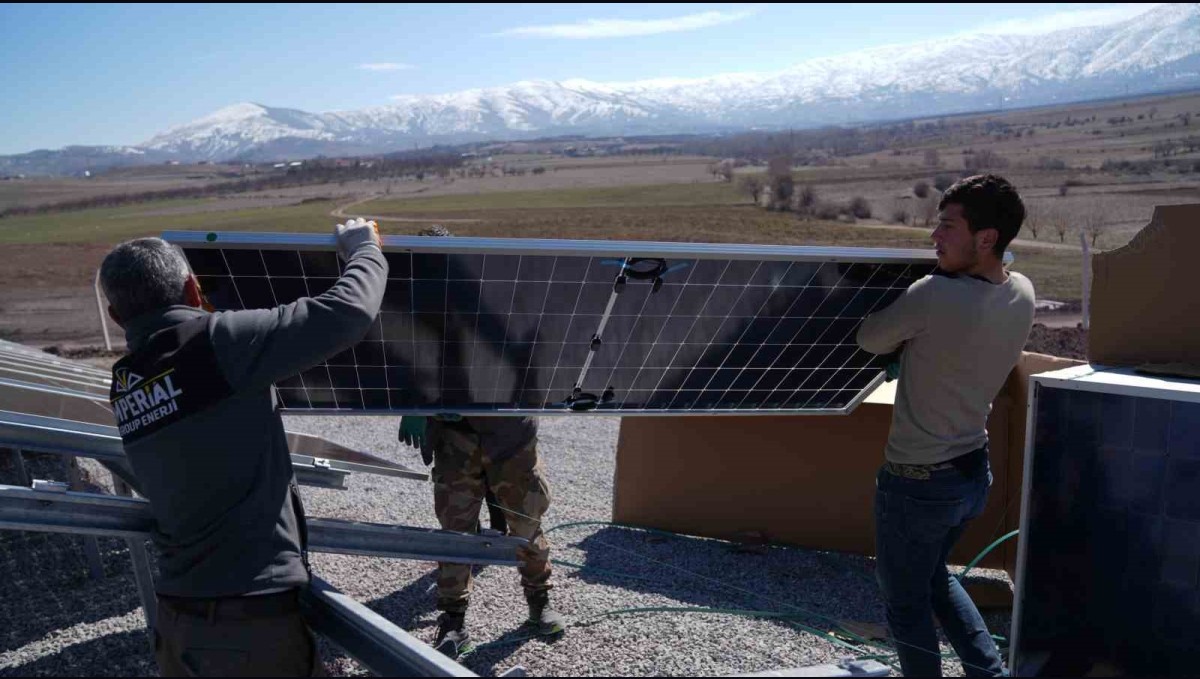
left=330, top=195, right=481, bottom=224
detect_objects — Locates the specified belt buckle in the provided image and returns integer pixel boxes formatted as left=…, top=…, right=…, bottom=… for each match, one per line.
left=886, top=461, right=931, bottom=480
left=904, top=465, right=931, bottom=480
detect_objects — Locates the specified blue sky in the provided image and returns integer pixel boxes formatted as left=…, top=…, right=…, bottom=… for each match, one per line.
left=0, top=3, right=1156, bottom=154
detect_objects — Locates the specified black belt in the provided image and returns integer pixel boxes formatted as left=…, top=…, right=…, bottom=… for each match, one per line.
left=158, top=588, right=300, bottom=621
left=884, top=446, right=988, bottom=481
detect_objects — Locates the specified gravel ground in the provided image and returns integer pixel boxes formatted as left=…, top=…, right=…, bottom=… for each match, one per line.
left=1, top=415, right=1014, bottom=677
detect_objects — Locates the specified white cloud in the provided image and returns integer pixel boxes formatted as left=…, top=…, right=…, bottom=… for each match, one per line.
left=494, top=9, right=755, bottom=39
left=971, top=3, right=1160, bottom=36
left=358, top=63, right=415, bottom=72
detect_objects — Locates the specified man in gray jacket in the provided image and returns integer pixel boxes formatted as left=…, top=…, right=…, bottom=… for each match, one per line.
left=857, top=175, right=1034, bottom=677
left=101, top=218, right=386, bottom=676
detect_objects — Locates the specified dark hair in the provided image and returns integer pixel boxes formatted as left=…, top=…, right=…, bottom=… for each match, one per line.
left=938, top=174, right=1025, bottom=257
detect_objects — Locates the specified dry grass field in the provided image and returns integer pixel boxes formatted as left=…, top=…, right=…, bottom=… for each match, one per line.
left=2, top=90, right=1197, bottom=348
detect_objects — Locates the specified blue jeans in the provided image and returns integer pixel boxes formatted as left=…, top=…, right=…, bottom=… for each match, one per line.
left=874, top=449, right=1004, bottom=677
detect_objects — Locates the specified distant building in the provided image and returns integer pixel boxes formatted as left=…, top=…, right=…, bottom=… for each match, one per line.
left=289, top=161, right=303, bottom=167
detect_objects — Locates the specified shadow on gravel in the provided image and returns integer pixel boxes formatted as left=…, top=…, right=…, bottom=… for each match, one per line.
left=467, top=624, right=564, bottom=676
left=0, top=627, right=155, bottom=678
left=1, top=453, right=147, bottom=658
left=555, top=525, right=1013, bottom=667
left=0, top=537, right=145, bottom=655
left=364, top=568, right=442, bottom=631
left=560, top=526, right=889, bottom=639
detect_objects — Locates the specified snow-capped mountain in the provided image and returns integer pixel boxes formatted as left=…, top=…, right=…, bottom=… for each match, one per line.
left=7, top=3, right=1200, bottom=173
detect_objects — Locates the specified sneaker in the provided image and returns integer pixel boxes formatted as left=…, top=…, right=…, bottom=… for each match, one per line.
left=525, top=592, right=566, bottom=636
left=434, top=612, right=474, bottom=658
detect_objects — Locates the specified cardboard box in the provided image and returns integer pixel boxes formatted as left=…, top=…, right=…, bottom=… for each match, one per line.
left=612, top=352, right=1082, bottom=577
left=1090, top=204, right=1200, bottom=368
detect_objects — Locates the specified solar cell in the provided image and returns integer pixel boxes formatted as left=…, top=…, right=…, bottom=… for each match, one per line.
left=165, top=231, right=937, bottom=415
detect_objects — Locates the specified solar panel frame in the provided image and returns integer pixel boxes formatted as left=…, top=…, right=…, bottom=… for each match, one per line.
left=163, top=230, right=937, bottom=417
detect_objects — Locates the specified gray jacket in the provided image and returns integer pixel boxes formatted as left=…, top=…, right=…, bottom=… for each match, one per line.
left=110, top=246, right=387, bottom=597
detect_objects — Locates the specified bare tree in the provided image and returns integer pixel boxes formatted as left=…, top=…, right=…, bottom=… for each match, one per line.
left=848, top=196, right=872, bottom=219
left=916, top=194, right=940, bottom=227
left=715, top=159, right=736, bottom=182
left=793, top=184, right=818, bottom=216
left=963, top=149, right=1010, bottom=170
left=1080, top=202, right=1111, bottom=248
left=1023, top=201, right=1041, bottom=240
left=770, top=174, right=795, bottom=211
left=767, top=156, right=794, bottom=211
left=767, top=155, right=792, bottom=178
left=933, top=173, right=956, bottom=192
left=738, top=174, right=767, bottom=205
left=1048, top=206, right=1071, bottom=243
left=923, top=148, right=941, bottom=167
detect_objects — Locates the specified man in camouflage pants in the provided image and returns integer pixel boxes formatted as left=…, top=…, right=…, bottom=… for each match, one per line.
left=401, top=414, right=562, bottom=658
left=399, top=225, right=562, bottom=659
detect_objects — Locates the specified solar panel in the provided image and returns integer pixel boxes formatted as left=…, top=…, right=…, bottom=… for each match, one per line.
left=163, top=231, right=937, bottom=415
left=1013, top=367, right=1200, bottom=676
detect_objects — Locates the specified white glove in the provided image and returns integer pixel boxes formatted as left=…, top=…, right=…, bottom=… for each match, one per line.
left=334, top=218, right=381, bottom=261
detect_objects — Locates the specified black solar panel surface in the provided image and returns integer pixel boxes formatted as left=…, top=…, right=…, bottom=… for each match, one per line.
left=176, top=236, right=936, bottom=414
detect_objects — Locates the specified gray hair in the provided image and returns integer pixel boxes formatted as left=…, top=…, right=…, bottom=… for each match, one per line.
left=100, top=237, right=192, bottom=321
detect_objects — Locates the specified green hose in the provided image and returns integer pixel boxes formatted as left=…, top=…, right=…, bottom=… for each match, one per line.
left=958, top=530, right=1019, bottom=581
left=539, top=520, right=1015, bottom=667
left=545, top=519, right=685, bottom=540
left=550, top=557, right=664, bottom=583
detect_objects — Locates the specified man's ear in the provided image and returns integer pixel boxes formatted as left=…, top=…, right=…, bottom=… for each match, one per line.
left=183, top=275, right=205, bottom=308
left=107, top=304, right=123, bottom=328
left=975, top=227, right=999, bottom=255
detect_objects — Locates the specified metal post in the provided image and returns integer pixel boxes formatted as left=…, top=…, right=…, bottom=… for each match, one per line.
left=62, top=455, right=105, bottom=580
left=1079, top=230, right=1091, bottom=330
left=111, top=476, right=156, bottom=632
left=94, top=268, right=112, bottom=352
left=125, top=536, right=156, bottom=633
left=9, top=448, right=30, bottom=487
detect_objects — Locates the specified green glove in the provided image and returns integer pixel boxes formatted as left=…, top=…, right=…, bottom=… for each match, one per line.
left=882, top=347, right=903, bottom=382
left=399, top=415, right=428, bottom=452
left=885, top=360, right=901, bottom=382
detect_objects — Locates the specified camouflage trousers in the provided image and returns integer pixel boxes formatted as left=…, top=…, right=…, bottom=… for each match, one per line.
left=431, top=426, right=552, bottom=614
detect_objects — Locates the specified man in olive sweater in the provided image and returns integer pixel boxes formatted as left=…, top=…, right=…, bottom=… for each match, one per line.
left=857, top=175, right=1034, bottom=677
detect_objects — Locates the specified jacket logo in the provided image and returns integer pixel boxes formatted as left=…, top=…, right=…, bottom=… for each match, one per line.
left=111, top=368, right=185, bottom=436
left=113, top=368, right=144, bottom=394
